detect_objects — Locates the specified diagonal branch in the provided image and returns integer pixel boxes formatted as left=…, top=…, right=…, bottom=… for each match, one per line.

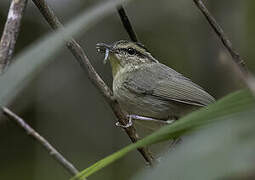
left=0, top=0, right=28, bottom=73
left=193, top=0, right=255, bottom=94
left=31, top=0, right=153, bottom=165
left=193, top=0, right=246, bottom=70
left=117, top=5, right=138, bottom=42
left=2, top=107, right=80, bottom=177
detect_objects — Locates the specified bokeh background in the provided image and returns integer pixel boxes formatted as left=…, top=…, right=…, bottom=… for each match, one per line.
left=0, top=0, right=254, bottom=179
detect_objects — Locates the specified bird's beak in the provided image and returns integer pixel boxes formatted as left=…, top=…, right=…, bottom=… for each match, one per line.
left=96, top=43, right=116, bottom=64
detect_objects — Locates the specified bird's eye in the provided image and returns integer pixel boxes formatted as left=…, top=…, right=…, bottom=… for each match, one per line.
left=127, top=48, right=136, bottom=55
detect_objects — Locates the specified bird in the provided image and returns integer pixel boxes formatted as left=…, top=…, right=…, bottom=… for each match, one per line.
left=96, top=40, right=215, bottom=130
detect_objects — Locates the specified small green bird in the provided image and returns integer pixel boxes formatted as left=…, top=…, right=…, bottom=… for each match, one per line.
left=96, top=40, right=215, bottom=130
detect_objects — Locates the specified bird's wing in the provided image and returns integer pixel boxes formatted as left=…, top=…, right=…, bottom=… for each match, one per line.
left=123, top=63, right=215, bottom=107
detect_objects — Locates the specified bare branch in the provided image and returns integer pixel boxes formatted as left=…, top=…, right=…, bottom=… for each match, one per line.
left=0, top=0, right=28, bottom=73
left=193, top=0, right=255, bottom=94
left=31, top=0, right=153, bottom=165
left=193, top=0, right=246, bottom=70
left=117, top=5, right=138, bottom=42
left=2, top=107, right=80, bottom=177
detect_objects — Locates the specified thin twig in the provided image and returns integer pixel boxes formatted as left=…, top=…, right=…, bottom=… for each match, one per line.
left=193, top=0, right=246, bottom=70
left=0, top=1, right=83, bottom=177
left=0, top=0, right=28, bottom=73
left=2, top=107, right=80, bottom=177
left=193, top=0, right=255, bottom=93
left=31, top=0, right=153, bottom=165
left=117, top=5, right=138, bottom=42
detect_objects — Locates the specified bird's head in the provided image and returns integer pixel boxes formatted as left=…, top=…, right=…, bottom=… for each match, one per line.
left=96, top=40, right=158, bottom=77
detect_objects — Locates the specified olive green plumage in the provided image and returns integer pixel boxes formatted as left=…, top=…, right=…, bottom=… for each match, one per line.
left=97, top=40, right=215, bottom=125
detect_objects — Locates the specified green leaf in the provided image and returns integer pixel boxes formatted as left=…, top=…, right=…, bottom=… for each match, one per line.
left=0, top=0, right=128, bottom=106
left=133, top=109, right=255, bottom=180
left=71, top=89, right=255, bottom=180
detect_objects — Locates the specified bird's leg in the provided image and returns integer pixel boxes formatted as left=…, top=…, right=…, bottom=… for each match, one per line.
left=115, top=114, right=176, bottom=129
left=127, top=114, right=175, bottom=125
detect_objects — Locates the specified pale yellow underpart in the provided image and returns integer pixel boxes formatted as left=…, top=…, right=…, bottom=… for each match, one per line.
left=109, top=55, right=122, bottom=78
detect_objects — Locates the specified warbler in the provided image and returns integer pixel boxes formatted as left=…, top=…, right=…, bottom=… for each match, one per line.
left=96, top=40, right=215, bottom=130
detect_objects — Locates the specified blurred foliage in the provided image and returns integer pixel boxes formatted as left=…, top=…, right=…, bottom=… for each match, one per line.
left=0, top=0, right=254, bottom=180
left=133, top=108, right=255, bottom=180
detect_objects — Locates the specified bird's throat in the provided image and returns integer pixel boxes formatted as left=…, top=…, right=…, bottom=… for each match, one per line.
left=109, top=56, right=122, bottom=78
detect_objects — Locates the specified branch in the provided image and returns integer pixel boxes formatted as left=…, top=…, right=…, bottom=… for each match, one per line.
left=193, top=0, right=255, bottom=94
left=193, top=0, right=246, bottom=70
left=0, top=0, right=28, bottom=73
left=31, top=0, right=153, bottom=165
left=117, top=5, right=138, bottom=42
left=2, top=107, right=80, bottom=177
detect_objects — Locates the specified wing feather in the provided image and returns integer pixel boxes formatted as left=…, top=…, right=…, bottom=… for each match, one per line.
left=124, top=63, right=215, bottom=107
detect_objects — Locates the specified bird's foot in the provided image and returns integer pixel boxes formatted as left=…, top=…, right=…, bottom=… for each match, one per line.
left=115, top=115, right=133, bottom=128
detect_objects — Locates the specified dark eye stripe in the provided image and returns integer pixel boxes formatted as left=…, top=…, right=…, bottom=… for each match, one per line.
left=117, top=48, right=146, bottom=58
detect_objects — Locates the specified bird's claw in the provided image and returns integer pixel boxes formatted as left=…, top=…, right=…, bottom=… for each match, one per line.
left=115, top=115, right=133, bottom=128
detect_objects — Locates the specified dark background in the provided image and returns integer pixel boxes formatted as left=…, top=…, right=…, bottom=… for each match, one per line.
left=0, top=0, right=254, bottom=179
